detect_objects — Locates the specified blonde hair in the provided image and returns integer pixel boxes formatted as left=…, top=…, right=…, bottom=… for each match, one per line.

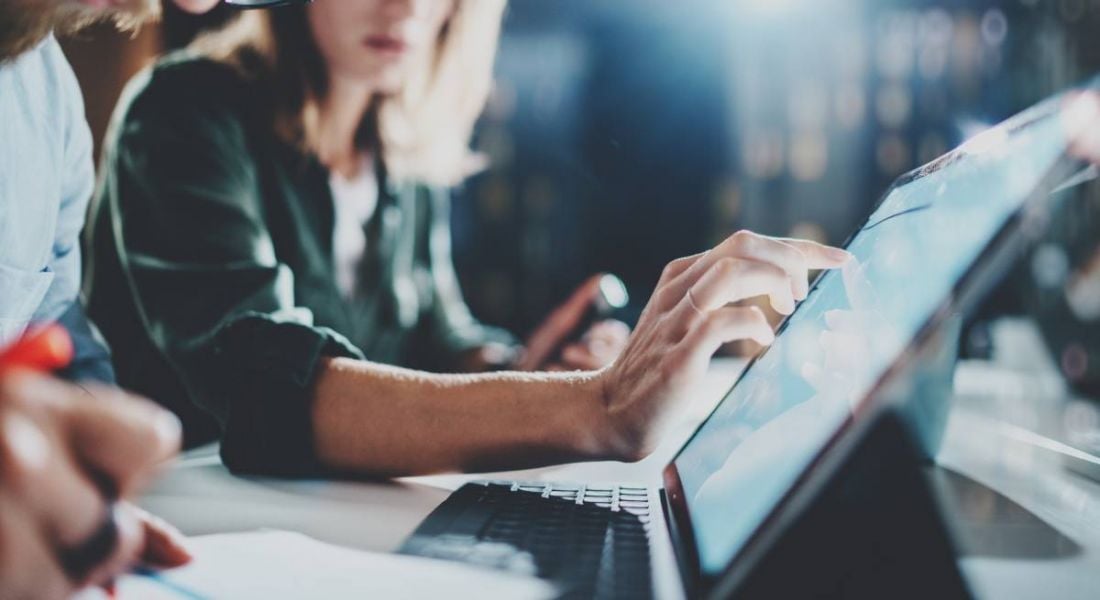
left=192, top=0, right=506, bottom=186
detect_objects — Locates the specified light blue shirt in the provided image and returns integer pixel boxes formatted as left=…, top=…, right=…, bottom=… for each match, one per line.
left=0, top=35, right=95, bottom=346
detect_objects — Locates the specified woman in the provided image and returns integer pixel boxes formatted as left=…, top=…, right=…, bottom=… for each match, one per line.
left=88, top=0, right=849, bottom=477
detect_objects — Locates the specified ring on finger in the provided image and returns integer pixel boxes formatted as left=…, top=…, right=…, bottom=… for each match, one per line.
left=686, top=289, right=704, bottom=315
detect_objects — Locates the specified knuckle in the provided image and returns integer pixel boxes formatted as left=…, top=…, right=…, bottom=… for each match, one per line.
left=652, top=284, right=676, bottom=308
left=660, top=259, right=682, bottom=281
left=744, top=305, right=769, bottom=324
left=711, top=256, right=742, bottom=279
left=140, top=407, right=182, bottom=459
left=623, top=443, right=652, bottom=463
left=659, top=350, right=685, bottom=381
left=701, top=311, right=725, bottom=336
left=729, top=230, right=756, bottom=252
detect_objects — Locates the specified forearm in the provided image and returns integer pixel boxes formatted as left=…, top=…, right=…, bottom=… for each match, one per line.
left=311, top=358, right=615, bottom=476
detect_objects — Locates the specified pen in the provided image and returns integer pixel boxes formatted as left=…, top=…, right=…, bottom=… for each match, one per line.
left=0, top=324, right=74, bottom=374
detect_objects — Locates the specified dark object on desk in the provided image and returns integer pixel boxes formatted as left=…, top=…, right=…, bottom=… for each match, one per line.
left=402, top=482, right=654, bottom=599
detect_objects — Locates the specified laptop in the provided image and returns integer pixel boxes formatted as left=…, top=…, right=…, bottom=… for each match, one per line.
left=400, top=83, right=1098, bottom=599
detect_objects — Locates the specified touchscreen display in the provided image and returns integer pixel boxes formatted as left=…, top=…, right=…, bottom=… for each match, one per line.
left=671, top=98, right=1072, bottom=575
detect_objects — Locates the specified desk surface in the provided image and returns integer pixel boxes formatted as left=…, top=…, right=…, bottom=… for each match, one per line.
left=139, top=321, right=1100, bottom=599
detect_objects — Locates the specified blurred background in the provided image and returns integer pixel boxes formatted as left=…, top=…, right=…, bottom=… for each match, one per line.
left=65, top=0, right=1100, bottom=384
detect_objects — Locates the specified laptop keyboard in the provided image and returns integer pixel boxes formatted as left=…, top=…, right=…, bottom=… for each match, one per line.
left=399, top=480, right=655, bottom=599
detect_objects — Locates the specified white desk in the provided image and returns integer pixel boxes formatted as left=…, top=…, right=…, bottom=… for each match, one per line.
left=139, top=321, right=1100, bottom=598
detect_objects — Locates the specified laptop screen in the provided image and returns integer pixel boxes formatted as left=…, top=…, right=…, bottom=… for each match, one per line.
left=670, top=96, right=1077, bottom=576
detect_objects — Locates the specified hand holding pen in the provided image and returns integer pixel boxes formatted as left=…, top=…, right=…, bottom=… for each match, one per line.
left=0, top=326, right=190, bottom=600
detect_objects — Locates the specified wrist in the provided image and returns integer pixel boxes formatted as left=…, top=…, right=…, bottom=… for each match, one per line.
left=574, top=368, right=636, bottom=462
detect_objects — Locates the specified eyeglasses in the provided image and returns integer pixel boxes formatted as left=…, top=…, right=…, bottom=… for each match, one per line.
left=223, top=0, right=312, bottom=8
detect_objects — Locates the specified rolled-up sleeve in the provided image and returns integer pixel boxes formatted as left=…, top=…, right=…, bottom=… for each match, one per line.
left=104, top=64, right=363, bottom=475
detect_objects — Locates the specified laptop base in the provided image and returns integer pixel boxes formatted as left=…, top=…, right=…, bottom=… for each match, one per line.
left=713, top=411, right=972, bottom=600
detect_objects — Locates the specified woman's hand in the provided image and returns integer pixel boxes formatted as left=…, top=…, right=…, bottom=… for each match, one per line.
left=516, top=275, right=630, bottom=372
left=554, top=319, right=631, bottom=371
left=595, top=230, right=851, bottom=460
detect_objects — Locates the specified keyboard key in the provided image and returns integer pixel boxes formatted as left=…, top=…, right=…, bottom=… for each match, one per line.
left=401, top=481, right=655, bottom=599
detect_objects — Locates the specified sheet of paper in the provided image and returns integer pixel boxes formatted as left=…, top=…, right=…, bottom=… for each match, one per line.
left=115, top=530, right=555, bottom=599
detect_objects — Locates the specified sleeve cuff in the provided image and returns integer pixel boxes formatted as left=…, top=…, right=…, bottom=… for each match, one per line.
left=215, top=313, right=364, bottom=477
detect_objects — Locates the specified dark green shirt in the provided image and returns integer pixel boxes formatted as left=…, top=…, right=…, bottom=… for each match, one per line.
left=87, top=55, right=514, bottom=476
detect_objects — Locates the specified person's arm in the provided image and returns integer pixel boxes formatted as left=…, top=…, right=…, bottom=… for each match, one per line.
left=313, top=231, right=851, bottom=476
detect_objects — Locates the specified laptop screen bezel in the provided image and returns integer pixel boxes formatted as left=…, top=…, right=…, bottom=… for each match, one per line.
left=657, top=94, right=1086, bottom=598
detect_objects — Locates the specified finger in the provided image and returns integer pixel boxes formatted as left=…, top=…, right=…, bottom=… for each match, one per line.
left=62, top=384, right=181, bottom=498
left=0, top=494, right=76, bottom=600
left=6, top=374, right=180, bottom=497
left=0, top=406, right=107, bottom=552
left=657, top=253, right=706, bottom=288
left=777, top=237, right=853, bottom=270
left=687, top=258, right=798, bottom=317
left=726, top=233, right=813, bottom=300
left=136, top=508, right=192, bottom=569
left=658, top=231, right=842, bottom=310
left=679, top=306, right=775, bottom=374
